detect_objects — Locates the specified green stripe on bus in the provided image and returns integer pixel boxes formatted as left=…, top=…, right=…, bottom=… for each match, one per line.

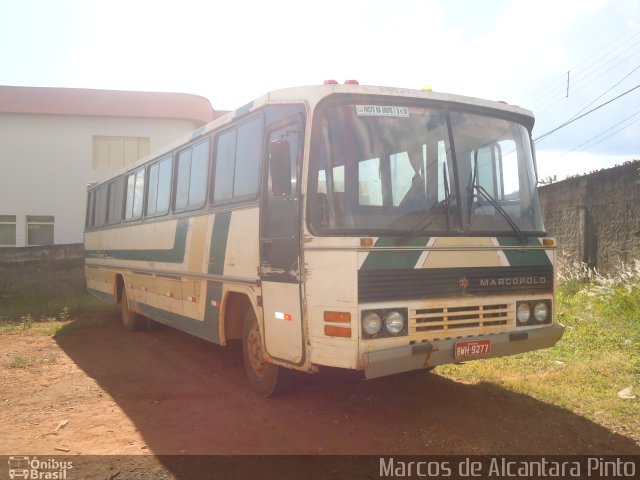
left=208, top=211, right=232, bottom=275
left=359, top=236, right=430, bottom=270
left=204, top=281, right=223, bottom=344
left=85, top=218, right=189, bottom=263
left=203, top=211, right=232, bottom=344
left=87, top=288, right=114, bottom=303
left=497, top=236, right=552, bottom=267
left=137, top=303, right=219, bottom=343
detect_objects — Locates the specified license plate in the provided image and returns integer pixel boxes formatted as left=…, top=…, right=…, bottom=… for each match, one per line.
left=454, top=339, right=491, bottom=358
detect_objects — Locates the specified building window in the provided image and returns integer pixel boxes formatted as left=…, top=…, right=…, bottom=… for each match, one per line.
left=93, top=136, right=150, bottom=170
left=26, top=215, right=54, bottom=246
left=0, top=215, right=17, bottom=246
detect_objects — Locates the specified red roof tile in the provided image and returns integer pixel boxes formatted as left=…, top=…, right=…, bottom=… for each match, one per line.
left=0, top=85, right=221, bottom=124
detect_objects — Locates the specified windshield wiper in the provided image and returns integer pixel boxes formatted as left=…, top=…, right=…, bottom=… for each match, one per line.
left=394, top=193, right=455, bottom=246
left=468, top=184, right=528, bottom=245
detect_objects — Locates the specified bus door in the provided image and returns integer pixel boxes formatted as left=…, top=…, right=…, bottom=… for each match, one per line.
left=259, top=118, right=304, bottom=364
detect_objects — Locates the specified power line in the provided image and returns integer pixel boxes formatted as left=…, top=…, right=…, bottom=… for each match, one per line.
left=534, top=82, right=640, bottom=143
left=579, top=115, right=640, bottom=152
left=567, top=63, right=640, bottom=121
left=525, top=27, right=640, bottom=111
left=524, top=27, right=640, bottom=106
left=560, top=109, right=640, bottom=156
left=532, top=43, right=640, bottom=115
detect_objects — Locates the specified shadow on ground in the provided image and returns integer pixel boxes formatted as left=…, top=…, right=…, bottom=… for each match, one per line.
left=54, top=313, right=639, bottom=476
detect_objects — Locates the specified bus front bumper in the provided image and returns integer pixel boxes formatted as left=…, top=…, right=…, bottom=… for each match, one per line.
left=363, top=324, right=565, bottom=379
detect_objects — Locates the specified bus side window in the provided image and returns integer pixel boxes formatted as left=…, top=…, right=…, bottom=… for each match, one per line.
left=175, top=140, right=210, bottom=212
left=213, top=116, right=263, bottom=204
left=124, top=169, right=144, bottom=221
left=147, top=156, right=172, bottom=217
left=107, top=177, right=124, bottom=224
left=234, top=118, right=262, bottom=198
left=189, top=141, right=209, bottom=208
left=94, top=185, right=108, bottom=227
left=86, top=191, right=95, bottom=228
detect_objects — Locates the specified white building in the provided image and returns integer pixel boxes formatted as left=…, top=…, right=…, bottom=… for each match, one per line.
left=0, top=86, right=223, bottom=247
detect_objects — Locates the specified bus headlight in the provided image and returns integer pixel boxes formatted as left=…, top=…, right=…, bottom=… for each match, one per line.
left=516, top=303, right=531, bottom=324
left=533, top=302, right=549, bottom=323
left=384, top=310, right=406, bottom=335
left=362, top=311, right=383, bottom=337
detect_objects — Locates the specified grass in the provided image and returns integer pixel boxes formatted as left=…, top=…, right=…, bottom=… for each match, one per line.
left=438, top=261, right=640, bottom=441
left=7, top=355, right=57, bottom=368
left=0, top=292, right=118, bottom=335
left=7, top=355, right=37, bottom=369
left=0, top=291, right=111, bottom=321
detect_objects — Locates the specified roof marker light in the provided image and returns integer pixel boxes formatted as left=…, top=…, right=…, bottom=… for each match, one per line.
left=323, top=79, right=339, bottom=85
left=344, top=79, right=359, bottom=85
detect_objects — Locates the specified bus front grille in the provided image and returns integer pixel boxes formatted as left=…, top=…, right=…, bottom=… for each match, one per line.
left=410, top=303, right=513, bottom=334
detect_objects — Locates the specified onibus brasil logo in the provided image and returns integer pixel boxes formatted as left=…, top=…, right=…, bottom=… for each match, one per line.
left=8, top=456, right=73, bottom=479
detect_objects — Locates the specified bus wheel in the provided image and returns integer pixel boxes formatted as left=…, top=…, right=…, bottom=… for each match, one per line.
left=242, top=308, right=286, bottom=397
left=121, top=287, right=145, bottom=331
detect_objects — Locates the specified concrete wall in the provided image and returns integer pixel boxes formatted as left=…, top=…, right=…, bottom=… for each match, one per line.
left=0, top=243, right=85, bottom=315
left=0, top=113, right=202, bottom=246
left=538, top=160, right=640, bottom=275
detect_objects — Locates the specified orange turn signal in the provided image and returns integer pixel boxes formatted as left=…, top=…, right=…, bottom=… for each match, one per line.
left=360, top=238, right=374, bottom=247
left=324, top=325, right=352, bottom=338
left=324, top=311, right=351, bottom=323
left=542, top=238, right=555, bottom=246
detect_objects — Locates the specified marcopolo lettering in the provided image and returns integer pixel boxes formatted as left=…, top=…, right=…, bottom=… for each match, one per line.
left=479, top=276, right=547, bottom=287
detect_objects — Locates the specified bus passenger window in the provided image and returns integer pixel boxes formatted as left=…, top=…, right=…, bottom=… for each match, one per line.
left=214, top=130, right=236, bottom=202
left=175, top=139, right=210, bottom=212
left=94, top=185, right=108, bottom=227
left=124, top=169, right=144, bottom=221
left=189, top=141, right=209, bottom=208
left=147, top=156, right=172, bottom=216
left=234, top=117, right=262, bottom=198
left=107, top=177, right=124, bottom=224
left=213, top=116, right=262, bottom=203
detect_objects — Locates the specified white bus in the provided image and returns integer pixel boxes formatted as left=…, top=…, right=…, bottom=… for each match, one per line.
left=85, top=83, right=564, bottom=396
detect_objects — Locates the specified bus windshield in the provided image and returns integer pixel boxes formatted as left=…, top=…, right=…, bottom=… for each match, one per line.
left=308, top=101, right=544, bottom=236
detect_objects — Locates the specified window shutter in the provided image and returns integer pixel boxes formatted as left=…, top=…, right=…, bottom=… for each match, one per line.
left=93, top=137, right=109, bottom=169
left=109, top=137, right=123, bottom=168
left=123, top=137, right=138, bottom=166
left=93, top=136, right=150, bottom=170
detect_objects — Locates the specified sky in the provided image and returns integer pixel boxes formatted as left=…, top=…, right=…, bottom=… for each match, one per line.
left=1, top=0, right=639, bottom=181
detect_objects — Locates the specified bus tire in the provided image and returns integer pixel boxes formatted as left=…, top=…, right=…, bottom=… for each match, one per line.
left=121, top=287, right=145, bottom=331
left=242, top=308, right=286, bottom=397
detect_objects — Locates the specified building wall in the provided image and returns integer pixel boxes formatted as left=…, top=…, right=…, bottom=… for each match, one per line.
left=0, top=113, right=202, bottom=246
left=538, top=160, right=640, bottom=275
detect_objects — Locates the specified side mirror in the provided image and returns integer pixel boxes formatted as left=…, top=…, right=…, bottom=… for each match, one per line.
left=269, top=139, right=292, bottom=196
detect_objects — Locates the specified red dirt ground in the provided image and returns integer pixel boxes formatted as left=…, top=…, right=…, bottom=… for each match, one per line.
left=1, top=312, right=638, bottom=477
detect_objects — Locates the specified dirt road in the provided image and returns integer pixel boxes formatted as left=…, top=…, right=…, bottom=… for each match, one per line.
left=1, top=312, right=638, bottom=459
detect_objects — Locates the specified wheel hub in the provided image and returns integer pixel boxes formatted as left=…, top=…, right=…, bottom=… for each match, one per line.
left=247, top=326, right=267, bottom=376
